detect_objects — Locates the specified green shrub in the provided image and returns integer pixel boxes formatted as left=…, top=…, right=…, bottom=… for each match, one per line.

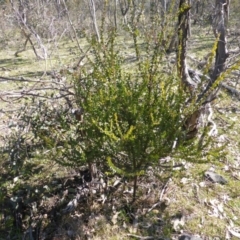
left=19, top=13, right=223, bottom=202
left=70, top=29, right=221, bottom=201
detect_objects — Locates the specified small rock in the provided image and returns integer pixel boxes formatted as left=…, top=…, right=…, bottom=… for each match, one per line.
left=67, top=230, right=75, bottom=237
left=204, top=171, right=227, bottom=184
left=179, top=234, right=203, bottom=240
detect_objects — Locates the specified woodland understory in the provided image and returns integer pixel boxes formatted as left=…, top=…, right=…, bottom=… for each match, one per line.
left=0, top=0, right=240, bottom=239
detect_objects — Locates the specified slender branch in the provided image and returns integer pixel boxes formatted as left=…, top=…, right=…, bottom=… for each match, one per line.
left=126, top=234, right=154, bottom=240
left=61, top=0, right=85, bottom=54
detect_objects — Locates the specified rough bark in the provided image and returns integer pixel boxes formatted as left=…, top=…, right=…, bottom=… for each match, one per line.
left=212, top=1, right=229, bottom=81
left=177, top=0, right=200, bottom=139
left=213, top=0, right=229, bottom=37
left=197, top=0, right=229, bottom=103
left=177, top=0, right=196, bottom=94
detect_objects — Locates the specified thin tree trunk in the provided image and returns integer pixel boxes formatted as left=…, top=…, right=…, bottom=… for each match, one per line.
left=177, top=0, right=196, bottom=94
left=14, top=32, right=30, bottom=57
left=212, top=0, right=229, bottom=37
left=114, top=0, right=118, bottom=29
left=88, top=0, right=100, bottom=42
left=198, top=0, right=230, bottom=102
left=132, top=175, right=138, bottom=203
left=177, top=0, right=202, bottom=140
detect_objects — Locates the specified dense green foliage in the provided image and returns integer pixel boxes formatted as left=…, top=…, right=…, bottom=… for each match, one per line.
left=20, top=26, right=224, bottom=201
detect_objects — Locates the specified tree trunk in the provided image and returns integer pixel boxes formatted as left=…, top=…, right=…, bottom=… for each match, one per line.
left=197, top=0, right=229, bottom=103
left=177, top=0, right=196, bottom=94
left=177, top=0, right=199, bottom=139
left=119, top=0, right=130, bottom=24
left=114, top=0, right=118, bottom=29
left=88, top=0, right=100, bottom=42
left=212, top=0, right=229, bottom=80
left=212, top=0, right=229, bottom=38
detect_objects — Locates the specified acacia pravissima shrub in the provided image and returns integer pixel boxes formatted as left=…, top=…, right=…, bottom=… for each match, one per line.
left=71, top=29, right=223, bottom=201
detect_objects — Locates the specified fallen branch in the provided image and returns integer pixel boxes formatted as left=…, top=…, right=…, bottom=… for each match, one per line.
left=126, top=234, right=154, bottom=240
left=187, top=68, right=240, bottom=101
left=0, top=75, right=58, bottom=84
left=220, top=83, right=240, bottom=100
left=147, top=179, right=170, bottom=213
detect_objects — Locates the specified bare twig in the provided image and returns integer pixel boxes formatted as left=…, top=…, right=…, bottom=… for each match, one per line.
left=147, top=179, right=170, bottom=213
left=62, top=0, right=85, bottom=54
left=0, top=76, right=53, bottom=83
left=126, top=234, right=154, bottom=240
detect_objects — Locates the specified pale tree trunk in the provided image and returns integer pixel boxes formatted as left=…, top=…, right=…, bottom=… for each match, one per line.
left=198, top=0, right=230, bottom=102
left=193, top=0, right=230, bottom=138
left=212, top=0, right=229, bottom=37
left=114, top=0, right=118, bottom=29
left=88, top=0, right=100, bottom=42
left=161, top=0, right=167, bottom=12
